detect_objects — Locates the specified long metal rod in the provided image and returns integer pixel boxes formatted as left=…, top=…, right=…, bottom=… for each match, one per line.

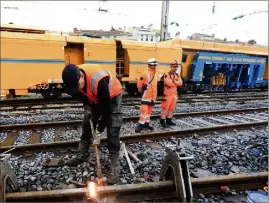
left=0, top=107, right=267, bottom=130
left=5, top=172, right=268, bottom=201
left=0, top=120, right=267, bottom=153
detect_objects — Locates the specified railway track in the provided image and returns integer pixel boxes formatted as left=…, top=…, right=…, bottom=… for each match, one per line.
left=1, top=91, right=267, bottom=104
left=0, top=107, right=267, bottom=153
left=1, top=114, right=267, bottom=202
left=1, top=92, right=267, bottom=202
left=4, top=171, right=268, bottom=202
left=0, top=93, right=267, bottom=112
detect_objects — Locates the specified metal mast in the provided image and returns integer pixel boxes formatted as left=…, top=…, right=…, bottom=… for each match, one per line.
left=160, top=0, right=170, bottom=41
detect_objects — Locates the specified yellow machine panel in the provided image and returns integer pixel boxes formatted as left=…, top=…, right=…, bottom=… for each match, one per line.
left=1, top=32, right=66, bottom=95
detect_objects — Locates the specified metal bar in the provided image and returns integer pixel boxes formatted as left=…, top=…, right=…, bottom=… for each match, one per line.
left=233, top=114, right=264, bottom=121
left=125, top=146, right=141, bottom=163
left=122, top=143, right=135, bottom=175
left=5, top=172, right=268, bottom=201
left=249, top=114, right=268, bottom=120
left=207, top=117, right=233, bottom=124
left=0, top=121, right=267, bottom=154
left=221, top=116, right=245, bottom=123
left=0, top=108, right=267, bottom=130
left=190, top=118, right=217, bottom=126
left=175, top=120, right=198, bottom=128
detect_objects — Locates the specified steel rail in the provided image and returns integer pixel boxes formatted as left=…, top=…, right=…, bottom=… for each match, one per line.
left=1, top=92, right=267, bottom=107
left=123, top=96, right=268, bottom=106
left=5, top=172, right=268, bottom=201
left=1, top=97, right=267, bottom=112
left=0, top=107, right=267, bottom=130
left=0, top=120, right=267, bottom=154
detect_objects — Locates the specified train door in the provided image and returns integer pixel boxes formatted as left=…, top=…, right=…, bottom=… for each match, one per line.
left=239, top=64, right=250, bottom=85
left=252, top=64, right=260, bottom=82
left=64, top=43, right=84, bottom=65
left=116, top=40, right=129, bottom=78
left=202, top=62, right=214, bottom=84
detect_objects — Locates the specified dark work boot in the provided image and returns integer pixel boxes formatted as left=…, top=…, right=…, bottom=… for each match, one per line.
left=144, top=122, right=154, bottom=131
left=160, top=119, right=167, bottom=128
left=107, top=153, right=120, bottom=185
left=65, top=141, right=90, bottom=166
left=135, top=123, right=145, bottom=133
left=166, top=118, right=176, bottom=126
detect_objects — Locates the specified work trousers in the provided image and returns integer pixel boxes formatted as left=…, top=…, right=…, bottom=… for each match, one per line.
left=138, top=104, right=153, bottom=124
left=161, top=95, right=177, bottom=119
left=80, top=94, right=123, bottom=154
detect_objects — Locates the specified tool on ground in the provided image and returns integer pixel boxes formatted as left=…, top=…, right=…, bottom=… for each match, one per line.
left=89, top=118, right=103, bottom=186
left=122, top=143, right=135, bottom=175
left=0, top=151, right=19, bottom=202
left=159, top=139, right=194, bottom=202
left=125, top=146, right=141, bottom=163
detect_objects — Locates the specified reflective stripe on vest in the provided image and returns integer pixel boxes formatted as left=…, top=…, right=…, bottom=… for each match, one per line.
left=91, top=70, right=112, bottom=95
left=141, top=72, right=150, bottom=102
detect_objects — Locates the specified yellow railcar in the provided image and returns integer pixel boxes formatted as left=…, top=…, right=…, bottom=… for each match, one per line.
left=1, top=24, right=267, bottom=98
left=0, top=24, right=183, bottom=98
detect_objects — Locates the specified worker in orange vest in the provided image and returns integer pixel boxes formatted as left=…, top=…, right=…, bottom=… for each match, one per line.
left=62, top=63, right=123, bottom=185
left=160, top=60, right=183, bottom=128
left=135, top=58, right=158, bottom=133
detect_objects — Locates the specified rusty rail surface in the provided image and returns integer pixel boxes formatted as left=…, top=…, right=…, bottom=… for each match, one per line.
left=0, top=107, right=267, bottom=130
left=5, top=172, right=268, bottom=202
left=0, top=120, right=267, bottom=154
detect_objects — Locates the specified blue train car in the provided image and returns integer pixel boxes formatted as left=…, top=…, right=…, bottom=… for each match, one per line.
left=189, top=51, right=268, bottom=92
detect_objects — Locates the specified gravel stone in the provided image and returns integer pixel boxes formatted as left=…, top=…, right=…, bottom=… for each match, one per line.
left=0, top=132, right=8, bottom=143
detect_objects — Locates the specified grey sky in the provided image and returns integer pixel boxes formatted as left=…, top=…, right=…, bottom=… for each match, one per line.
left=1, top=1, right=268, bottom=45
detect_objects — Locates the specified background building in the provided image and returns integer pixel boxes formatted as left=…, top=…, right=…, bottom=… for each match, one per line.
left=72, top=24, right=170, bottom=42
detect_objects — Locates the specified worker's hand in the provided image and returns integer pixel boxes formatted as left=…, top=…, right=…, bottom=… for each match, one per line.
left=142, top=84, right=148, bottom=90
left=95, top=129, right=101, bottom=135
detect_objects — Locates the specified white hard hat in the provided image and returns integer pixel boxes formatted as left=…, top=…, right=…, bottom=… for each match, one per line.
left=147, top=58, right=158, bottom=66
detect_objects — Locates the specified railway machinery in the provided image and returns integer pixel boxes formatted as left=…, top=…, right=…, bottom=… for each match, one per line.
left=0, top=24, right=268, bottom=99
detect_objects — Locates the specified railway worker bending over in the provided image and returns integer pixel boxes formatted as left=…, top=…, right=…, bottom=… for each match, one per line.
left=135, top=58, right=158, bottom=133
left=160, top=60, right=183, bottom=128
left=61, top=63, right=123, bottom=185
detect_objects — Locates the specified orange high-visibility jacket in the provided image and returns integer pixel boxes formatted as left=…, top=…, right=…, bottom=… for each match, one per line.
left=78, top=64, right=122, bottom=102
left=137, top=68, right=158, bottom=105
left=163, top=71, right=183, bottom=96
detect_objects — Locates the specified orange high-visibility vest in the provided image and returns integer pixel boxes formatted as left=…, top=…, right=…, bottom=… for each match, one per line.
left=78, top=64, right=122, bottom=102
left=163, top=71, right=183, bottom=96
left=137, top=68, right=158, bottom=105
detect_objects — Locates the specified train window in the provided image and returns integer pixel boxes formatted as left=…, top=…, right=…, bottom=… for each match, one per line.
left=182, top=54, right=188, bottom=63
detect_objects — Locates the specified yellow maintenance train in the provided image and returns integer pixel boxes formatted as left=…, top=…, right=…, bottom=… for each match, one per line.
left=1, top=24, right=268, bottom=98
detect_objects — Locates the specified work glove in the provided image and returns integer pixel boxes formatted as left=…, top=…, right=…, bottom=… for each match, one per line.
left=142, top=84, right=148, bottom=90
left=95, top=129, right=101, bottom=135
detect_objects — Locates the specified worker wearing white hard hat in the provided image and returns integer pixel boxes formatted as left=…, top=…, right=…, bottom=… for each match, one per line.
left=135, top=57, right=158, bottom=133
